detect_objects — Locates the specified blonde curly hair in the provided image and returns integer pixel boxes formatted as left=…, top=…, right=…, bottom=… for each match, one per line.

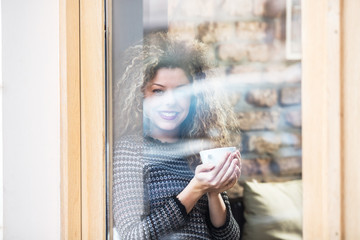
left=114, top=32, right=239, bottom=150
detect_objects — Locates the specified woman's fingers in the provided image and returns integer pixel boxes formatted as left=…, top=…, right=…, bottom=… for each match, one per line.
left=233, top=150, right=241, bottom=168
left=211, top=152, right=231, bottom=176
left=196, top=163, right=215, bottom=173
left=212, top=152, right=234, bottom=183
left=197, top=150, right=242, bottom=193
left=219, top=158, right=237, bottom=183
left=214, top=152, right=242, bottom=190
left=219, top=177, right=237, bottom=193
left=233, top=165, right=241, bottom=180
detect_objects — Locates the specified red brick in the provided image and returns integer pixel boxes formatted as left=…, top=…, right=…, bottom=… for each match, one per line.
left=246, top=88, right=278, bottom=107
left=248, top=135, right=281, bottom=154
left=285, top=110, right=302, bottom=128
left=247, top=43, right=270, bottom=62
left=218, top=42, right=247, bottom=62
left=280, top=86, right=301, bottom=105
left=237, top=111, right=279, bottom=130
left=220, top=0, right=253, bottom=17
left=275, top=157, right=302, bottom=176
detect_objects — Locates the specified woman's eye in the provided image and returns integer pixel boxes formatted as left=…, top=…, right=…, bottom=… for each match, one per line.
left=152, top=89, right=164, bottom=95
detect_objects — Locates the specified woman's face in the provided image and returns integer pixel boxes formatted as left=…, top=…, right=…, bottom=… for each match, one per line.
left=143, top=68, right=191, bottom=138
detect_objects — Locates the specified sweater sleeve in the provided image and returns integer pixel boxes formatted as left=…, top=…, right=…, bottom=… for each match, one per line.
left=207, top=193, right=241, bottom=240
left=112, top=140, right=188, bottom=239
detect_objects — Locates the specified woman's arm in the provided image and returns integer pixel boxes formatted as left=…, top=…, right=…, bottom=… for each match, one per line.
left=177, top=153, right=241, bottom=240
left=176, top=177, right=207, bottom=213
left=208, top=193, right=241, bottom=240
left=206, top=151, right=241, bottom=239
left=207, top=150, right=241, bottom=227
left=207, top=192, right=227, bottom=227
left=113, top=140, right=189, bottom=240
left=114, top=139, right=241, bottom=239
left=177, top=151, right=241, bottom=222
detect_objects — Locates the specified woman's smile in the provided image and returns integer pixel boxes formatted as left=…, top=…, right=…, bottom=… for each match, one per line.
left=158, top=111, right=179, bottom=120
left=143, top=68, right=192, bottom=140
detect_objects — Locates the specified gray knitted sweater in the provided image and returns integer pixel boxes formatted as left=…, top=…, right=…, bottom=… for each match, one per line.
left=113, top=135, right=240, bottom=239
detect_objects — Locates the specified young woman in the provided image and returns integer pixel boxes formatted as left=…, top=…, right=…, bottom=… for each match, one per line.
left=113, top=33, right=242, bottom=239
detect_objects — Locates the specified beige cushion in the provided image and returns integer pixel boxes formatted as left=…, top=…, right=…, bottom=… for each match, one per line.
left=242, top=180, right=302, bottom=240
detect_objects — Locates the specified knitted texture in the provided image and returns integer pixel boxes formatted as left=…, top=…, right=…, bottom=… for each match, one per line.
left=113, top=134, right=240, bottom=240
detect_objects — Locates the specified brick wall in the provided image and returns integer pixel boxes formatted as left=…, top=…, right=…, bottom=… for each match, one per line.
left=168, top=0, right=302, bottom=197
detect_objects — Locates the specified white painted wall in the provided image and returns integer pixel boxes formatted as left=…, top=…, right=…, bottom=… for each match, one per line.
left=1, top=0, right=60, bottom=239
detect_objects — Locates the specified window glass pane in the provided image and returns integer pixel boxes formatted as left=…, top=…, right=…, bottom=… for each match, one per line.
left=109, top=0, right=302, bottom=239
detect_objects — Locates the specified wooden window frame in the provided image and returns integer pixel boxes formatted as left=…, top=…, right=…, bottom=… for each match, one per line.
left=59, top=0, right=360, bottom=239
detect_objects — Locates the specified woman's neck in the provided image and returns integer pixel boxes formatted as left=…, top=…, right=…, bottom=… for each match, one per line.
left=148, top=128, right=180, bottom=143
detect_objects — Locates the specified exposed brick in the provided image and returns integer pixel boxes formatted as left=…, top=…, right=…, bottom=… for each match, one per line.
left=253, top=0, right=286, bottom=17
left=197, top=22, right=216, bottom=43
left=281, top=86, right=301, bottom=105
left=264, top=62, right=287, bottom=73
left=168, top=22, right=198, bottom=41
left=275, top=157, right=302, bottom=176
left=198, top=22, right=236, bottom=43
left=175, top=0, right=215, bottom=19
left=229, top=133, right=243, bottom=151
left=207, top=47, right=217, bottom=64
left=228, top=92, right=242, bottom=107
left=247, top=132, right=301, bottom=151
left=253, top=0, right=267, bottom=16
left=207, top=66, right=228, bottom=79
left=236, top=21, right=267, bottom=41
left=168, top=0, right=180, bottom=18
left=248, top=135, right=281, bottom=154
left=263, top=0, right=286, bottom=18
left=268, top=40, right=286, bottom=61
left=246, top=89, right=277, bottom=107
left=220, top=0, right=253, bottom=17
left=229, top=63, right=301, bottom=84
left=285, top=110, right=302, bottom=128
left=231, top=64, right=260, bottom=74
left=256, top=158, right=273, bottom=176
left=240, top=159, right=259, bottom=177
left=214, top=22, right=236, bottom=41
left=281, top=63, right=302, bottom=83
left=218, top=42, right=247, bottom=62
left=274, top=14, right=286, bottom=41
left=167, top=0, right=302, bottom=187
left=237, top=111, right=279, bottom=130
left=227, top=183, right=244, bottom=198
left=264, top=62, right=301, bottom=83
left=280, top=132, right=301, bottom=148
left=255, top=158, right=284, bottom=182
left=238, top=157, right=300, bottom=183
left=247, top=43, right=270, bottom=62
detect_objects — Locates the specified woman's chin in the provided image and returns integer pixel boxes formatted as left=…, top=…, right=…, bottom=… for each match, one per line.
left=149, top=122, right=181, bottom=135
left=157, top=125, right=180, bottom=133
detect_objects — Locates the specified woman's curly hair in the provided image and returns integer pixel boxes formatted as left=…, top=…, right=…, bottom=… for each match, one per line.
left=114, top=32, right=239, bottom=150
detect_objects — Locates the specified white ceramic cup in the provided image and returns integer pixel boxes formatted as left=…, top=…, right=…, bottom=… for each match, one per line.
left=200, top=147, right=236, bottom=165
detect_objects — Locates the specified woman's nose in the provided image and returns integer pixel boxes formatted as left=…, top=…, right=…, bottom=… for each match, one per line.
left=163, top=90, right=176, bottom=105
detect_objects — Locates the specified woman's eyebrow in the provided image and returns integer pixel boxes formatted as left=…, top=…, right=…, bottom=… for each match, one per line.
left=175, top=84, right=189, bottom=89
left=151, top=83, right=165, bottom=87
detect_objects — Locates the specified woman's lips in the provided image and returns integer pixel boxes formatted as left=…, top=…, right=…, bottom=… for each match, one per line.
left=158, top=111, right=179, bottom=120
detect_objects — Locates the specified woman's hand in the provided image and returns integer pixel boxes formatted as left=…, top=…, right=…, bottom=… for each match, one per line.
left=177, top=150, right=241, bottom=214
left=194, top=150, right=242, bottom=194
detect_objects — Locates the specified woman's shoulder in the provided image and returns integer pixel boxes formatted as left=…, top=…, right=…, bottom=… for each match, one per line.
left=115, top=134, right=144, bottom=144
left=113, top=134, right=145, bottom=152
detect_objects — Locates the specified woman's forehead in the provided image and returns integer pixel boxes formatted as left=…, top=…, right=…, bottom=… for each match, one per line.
left=150, top=68, right=190, bottom=87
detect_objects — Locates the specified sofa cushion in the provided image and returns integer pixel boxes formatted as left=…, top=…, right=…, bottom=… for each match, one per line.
left=242, top=179, right=302, bottom=240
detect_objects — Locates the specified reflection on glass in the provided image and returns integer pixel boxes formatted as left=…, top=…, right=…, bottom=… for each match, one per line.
left=110, top=0, right=302, bottom=239
left=113, top=33, right=241, bottom=239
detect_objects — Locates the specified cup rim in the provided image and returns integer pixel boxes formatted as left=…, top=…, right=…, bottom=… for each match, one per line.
left=199, top=146, right=236, bottom=154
